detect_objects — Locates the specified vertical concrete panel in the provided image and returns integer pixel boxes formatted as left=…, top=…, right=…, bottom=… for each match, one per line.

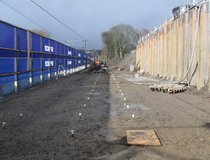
left=180, top=15, right=185, bottom=80
left=160, top=28, right=166, bottom=77
left=167, top=21, right=171, bottom=79
left=153, top=36, right=156, bottom=76
left=177, top=17, right=182, bottom=80
left=197, top=7, right=203, bottom=89
left=153, top=36, right=155, bottom=76
left=171, top=21, right=174, bottom=80
left=146, top=38, right=149, bottom=73
left=190, top=8, right=197, bottom=85
left=147, top=38, right=149, bottom=72
left=208, top=3, right=210, bottom=91
left=148, top=36, right=155, bottom=76
left=174, top=20, right=178, bottom=80
left=165, top=23, right=168, bottom=78
left=159, top=30, right=161, bottom=77
left=162, top=28, right=165, bottom=77
left=141, top=42, right=144, bottom=70
left=188, top=9, right=193, bottom=82
left=198, top=4, right=207, bottom=89
left=170, top=20, right=174, bottom=80
left=184, top=12, right=190, bottom=82
left=151, top=36, right=153, bottom=74
left=196, top=8, right=201, bottom=89
left=148, top=37, right=151, bottom=73
left=154, top=34, right=157, bottom=76
left=165, top=22, right=170, bottom=79
left=201, top=4, right=208, bottom=87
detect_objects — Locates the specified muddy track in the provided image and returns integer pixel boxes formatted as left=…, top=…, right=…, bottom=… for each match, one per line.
left=1, top=69, right=210, bottom=160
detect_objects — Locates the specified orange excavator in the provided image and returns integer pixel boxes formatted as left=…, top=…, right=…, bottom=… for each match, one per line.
left=90, top=59, right=108, bottom=73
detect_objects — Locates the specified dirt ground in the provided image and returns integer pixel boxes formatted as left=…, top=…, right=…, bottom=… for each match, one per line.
left=0, top=68, right=210, bottom=160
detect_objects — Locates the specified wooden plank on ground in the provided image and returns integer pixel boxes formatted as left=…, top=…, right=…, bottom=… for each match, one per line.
left=126, top=130, right=161, bottom=146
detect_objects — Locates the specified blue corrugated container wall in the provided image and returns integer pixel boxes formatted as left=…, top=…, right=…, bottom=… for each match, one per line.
left=0, top=21, right=93, bottom=96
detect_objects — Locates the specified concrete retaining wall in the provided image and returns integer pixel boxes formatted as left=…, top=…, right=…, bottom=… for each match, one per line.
left=136, top=2, right=210, bottom=91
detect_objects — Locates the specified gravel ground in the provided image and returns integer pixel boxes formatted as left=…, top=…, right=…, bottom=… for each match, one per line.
left=0, top=69, right=210, bottom=160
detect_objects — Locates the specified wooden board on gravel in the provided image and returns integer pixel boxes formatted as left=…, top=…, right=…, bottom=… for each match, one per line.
left=126, top=130, right=161, bottom=146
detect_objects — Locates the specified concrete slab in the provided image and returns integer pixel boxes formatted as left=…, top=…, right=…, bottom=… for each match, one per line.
left=126, top=130, right=161, bottom=146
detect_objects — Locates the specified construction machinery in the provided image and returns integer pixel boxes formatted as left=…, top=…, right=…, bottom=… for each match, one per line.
left=90, top=60, right=109, bottom=73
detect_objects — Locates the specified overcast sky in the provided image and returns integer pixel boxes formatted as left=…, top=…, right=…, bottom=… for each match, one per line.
left=0, top=0, right=188, bottom=49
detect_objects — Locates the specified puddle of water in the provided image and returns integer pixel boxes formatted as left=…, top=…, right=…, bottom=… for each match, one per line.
left=93, top=92, right=101, bottom=96
left=127, top=103, right=149, bottom=110
left=82, top=85, right=94, bottom=88
left=86, top=92, right=101, bottom=96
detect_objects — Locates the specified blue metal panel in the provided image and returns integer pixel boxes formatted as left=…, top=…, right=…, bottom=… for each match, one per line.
left=42, top=58, right=50, bottom=70
left=17, top=72, right=30, bottom=91
left=72, top=48, right=76, bottom=57
left=0, top=22, right=14, bottom=49
left=17, top=58, right=27, bottom=72
left=65, top=46, right=69, bottom=56
left=0, top=57, right=15, bottom=74
left=32, top=58, right=41, bottom=70
left=18, top=79, right=30, bottom=90
left=17, top=52, right=27, bottom=72
left=50, top=40, right=55, bottom=54
left=77, top=59, right=81, bottom=67
left=74, top=59, right=78, bottom=68
left=79, top=52, right=84, bottom=58
left=43, top=74, right=49, bottom=82
left=61, top=44, right=65, bottom=55
left=32, top=33, right=41, bottom=52
left=0, top=75, right=15, bottom=84
left=67, top=58, right=73, bottom=68
left=43, top=54, right=50, bottom=58
left=50, top=58, right=56, bottom=74
left=61, top=57, right=65, bottom=68
left=0, top=50, right=16, bottom=57
left=32, top=74, right=41, bottom=86
left=18, top=72, right=30, bottom=80
left=67, top=47, right=73, bottom=56
left=0, top=81, right=15, bottom=96
left=82, top=59, right=85, bottom=66
left=56, top=42, right=61, bottom=54
left=42, top=37, right=49, bottom=53
left=32, top=70, right=41, bottom=77
left=17, top=29, right=27, bottom=50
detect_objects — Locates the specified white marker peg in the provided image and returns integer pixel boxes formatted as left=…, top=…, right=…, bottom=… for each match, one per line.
left=91, top=89, right=94, bottom=92
left=2, top=122, right=6, bottom=129
left=83, top=104, right=87, bottom=108
left=132, top=114, right=135, bottom=119
left=123, top=97, right=126, bottom=101
left=127, top=105, right=130, bottom=109
left=119, top=89, right=122, bottom=92
left=90, top=92, right=93, bottom=95
left=87, top=97, right=90, bottom=101
left=79, top=113, right=82, bottom=118
left=71, top=130, right=75, bottom=138
left=19, top=113, right=23, bottom=118
left=124, top=103, right=127, bottom=106
left=121, top=93, right=124, bottom=96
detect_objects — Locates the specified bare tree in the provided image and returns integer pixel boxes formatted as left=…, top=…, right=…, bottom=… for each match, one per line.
left=102, top=24, right=139, bottom=59
left=102, top=31, right=114, bottom=59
